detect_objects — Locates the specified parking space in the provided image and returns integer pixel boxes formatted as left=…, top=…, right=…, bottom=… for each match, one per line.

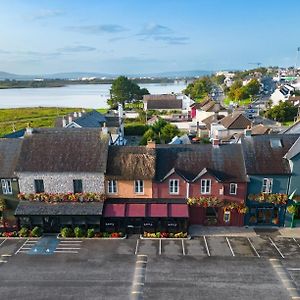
left=161, top=240, right=183, bottom=256
left=185, top=238, right=207, bottom=256
left=269, top=237, right=300, bottom=259
left=229, top=237, right=256, bottom=257
left=0, top=239, right=27, bottom=256
left=137, top=239, right=159, bottom=255
left=206, top=236, right=232, bottom=256
left=248, top=236, right=282, bottom=258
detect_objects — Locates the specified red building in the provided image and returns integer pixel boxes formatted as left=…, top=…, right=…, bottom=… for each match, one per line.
left=153, top=143, right=248, bottom=226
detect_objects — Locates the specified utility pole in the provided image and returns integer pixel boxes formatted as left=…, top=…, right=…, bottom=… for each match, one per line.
left=295, top=47, right=300, bottom=76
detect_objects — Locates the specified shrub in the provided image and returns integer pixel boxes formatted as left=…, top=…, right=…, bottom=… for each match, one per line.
left=124, top=123, right=149, bottom=136
left=60, top=227, right=74, bottom=238
left=31, top=226, right=43, bottom=237
left=18, top=227, right=29, bottom=237
left=87, top=228, right=95, bottom=238
left=74, top=226, right=85, bottom=238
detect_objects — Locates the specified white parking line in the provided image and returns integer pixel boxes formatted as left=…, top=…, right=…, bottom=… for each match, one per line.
left=134, top=239, right=139, bottom=255
left=56, top=247, right=81, bottom=250
left=226, top=237, right=235, bottom=257
left=182, top=239, right=186, bottom=256
left=54, top=250, right=78, bottom=253
left=269, top=237, right=285, bottom=259
left=293, top=238, right=300, bottom=249
left=60, top=240, right=83, bottom=243
left=203, top=236, right=210, bottom=257
left=247, top=237, right=260, bottom=258
left=159, top=239, right=162, bottom=255
left=15, top=239, right=29, bottom=255
left=287, top=268, right=300, bottom=271
left=0, top=239, right=7, bottom=247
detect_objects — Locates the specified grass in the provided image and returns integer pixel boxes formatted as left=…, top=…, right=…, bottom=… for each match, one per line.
left=281, top=121, right=295, bottom=126
left=0, top=107, right=107, bottom=137
left=223, top=97, right=252, bottom=107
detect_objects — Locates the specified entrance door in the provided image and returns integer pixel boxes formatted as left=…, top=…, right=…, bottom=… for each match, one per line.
left=126, top=218, right=142, bottom=234
left=257, top=208, right=273, bottom=225
left=43, top=216, right=60, bottom=233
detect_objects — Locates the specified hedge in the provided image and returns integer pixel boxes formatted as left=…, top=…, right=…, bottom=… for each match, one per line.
left=124, top=123, right=149, bottom=136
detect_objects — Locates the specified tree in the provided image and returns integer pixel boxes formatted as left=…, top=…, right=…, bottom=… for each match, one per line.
left=160, top=123, right=180, bottom=143
left=140, top=128, right=159, bottom=145
left=152, top=118, right=168, bottom=134
left=108, top=76, right=149, bottom=108
left=183, top=76, right=213, bottom=100
left=214, top=74, right=226, bottom=85
left=244, top=79, right=260, bottom=96
left=265, top=101, right=298, bottom=122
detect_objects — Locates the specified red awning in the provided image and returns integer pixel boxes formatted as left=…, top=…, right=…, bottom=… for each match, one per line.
left=148, top=204, right=168, bottom=217
left=169, top=204, right=189, bottom=218
left=104, top=204, right=126, bottom=217
left=126, top=204, right=146, bottom=217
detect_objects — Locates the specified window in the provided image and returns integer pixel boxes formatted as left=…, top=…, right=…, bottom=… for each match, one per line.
left=73, top=179, right=83, bottom=193
left=201, top=179, right=211, bottom=194
left=1, top=179, right=12, bottom=194
left=134, top=180, right=144, bottom=194
left=229, top=183, right=237, bottom=195
left=262, top=178, right=273, bottom=193
left=169, top=179, right=179, bottom=194
left=34, top=179, right=44, bottom=193
left=224, top=211, right=231, bottom=223
left=107, top=180, right=117, bottom=194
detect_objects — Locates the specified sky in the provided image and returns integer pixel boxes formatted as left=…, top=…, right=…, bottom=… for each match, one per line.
left=0, top=0, right=300, bottom=74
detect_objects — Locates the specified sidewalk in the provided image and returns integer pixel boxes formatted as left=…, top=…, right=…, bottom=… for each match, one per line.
left=188, top=225, right=257, bottom=237
left=278, top=227, right=300, bottom=238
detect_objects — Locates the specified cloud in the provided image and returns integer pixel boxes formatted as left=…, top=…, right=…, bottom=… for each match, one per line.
left=57, top=45, right=97, bottom=53
left=30, top=9, right=64, bottom=20
left=65, top=24, right=127, bottom=34
left=0, top=49, right=10, bottom=54
left=154, top=36, right=189, bottom=45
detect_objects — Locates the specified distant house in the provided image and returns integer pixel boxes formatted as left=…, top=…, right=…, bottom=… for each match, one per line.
left=168, top=134, right=191, bottom=145
left=143, top=94, right=193, bottom=113
left=251, top=124, right=272, bottom=136
left=282, top=120, right=300, bottom=134
left=193, top=100, right=227, bottom=123
left=270, top=84, right=295, bottom=106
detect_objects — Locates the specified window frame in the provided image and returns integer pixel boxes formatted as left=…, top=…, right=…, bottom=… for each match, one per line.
left=34, top=179, right=44, bottom=193
left=229, top=183, right=238, bottom=195
left=107, top=180, right=118, bottom=194
left=73, top=179, right=83, bottom=194
left=134, top=180, right=144, bottom=194
left=169, top=179, right=179, bottom=195
left=201, top=179, right=211, bottom=195
left=262, top=178, right=273, bottom=194
left=223, top=211, right=231, bottom=223
left=1, top=179, right=12, bottom=195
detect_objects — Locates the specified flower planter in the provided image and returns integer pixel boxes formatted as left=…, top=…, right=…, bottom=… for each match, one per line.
left=56, top=234, right=127, bottom=240
left=140, top=235, right=191, bottom=240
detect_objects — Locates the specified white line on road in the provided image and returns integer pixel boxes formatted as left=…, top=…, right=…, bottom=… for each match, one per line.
left=226, top=237, right=235, bottom=257
left=54, top=250, right=78, bottom=253
left=15, top=239, right=29, bottom=255
left=203, top=236, right=210, bottom=257
left=56, top=247, right=81, bottom=250
left=269, top=237, right=285, bottom=259
left=134, top=239, right=139, bottom=255
left=181, top=239, right=186, bottom=256
left=159, top=239, right=162, bottom=255
left=247, top=237, right=260, bottom=258
left=1, top=254, right=11, bottom=257
left=0, top=239, right=7, bottom=247
left=60, top=240, right=83, bottom=243
left=293, top=238, right=300, bottom=249
left=287, top=268, right=300, bottom=271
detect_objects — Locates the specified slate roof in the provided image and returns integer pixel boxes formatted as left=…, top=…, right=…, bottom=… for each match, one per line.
left=2, top=128, right=26, bottom=139
left=144, top=94, right=177, bottom=101
left=241, top=134, right=300, bottom=175
left=155, top=144, right=247, bottom=182
left=106, top=146, right=156, bottom=180
left=281, top=120, right=300, bottom=134
left=72, top=110, right=107, bottom=128
left=15, top=201, right=104, bottom=216
left=146, top=99, right=182, bottom=110
left=251, top=124, right=271, bottom=135
left=220, top=113, right=252, bottom=129
left=0, top=138, right=23, bottom=178
left=16, top=128, right=109, bottom=173
left=201, top=101, right=226, bottom=112
left=284, top=137, right=300, bottom=160
left=202, top=114, right=225, bottom=129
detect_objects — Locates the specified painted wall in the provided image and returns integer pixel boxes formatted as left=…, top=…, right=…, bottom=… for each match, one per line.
left=289, top=153, right=300, bottom=195
left=105, top=180, right=153, bottom=198
left=17, top=172, right=105, bottom=194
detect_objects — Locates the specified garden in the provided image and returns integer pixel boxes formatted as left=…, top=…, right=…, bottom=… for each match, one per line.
left=59, top=227, right=126, bottom=239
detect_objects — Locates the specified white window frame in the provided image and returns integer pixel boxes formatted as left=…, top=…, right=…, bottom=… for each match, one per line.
left=1, top=179, right=12, bottom=195
left=169, top=179, right=179, bottom=195
left=107, top=180, right=117, bottom=194
left=229, top=183, right=238, bottom=195
left=134, top=180, right=144, bottom=194
left=201, top=179, right=211, bottom=194
left=262, top=178, right=273, bottom=194
left=224, top=211, right=231, bottom=223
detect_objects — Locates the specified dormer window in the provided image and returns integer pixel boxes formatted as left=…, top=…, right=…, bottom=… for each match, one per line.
left=201, top=179, right=211, bottom=194
left=262, top=178, right=273, bottom=194
left=270, top=139, right=282, bottom=148
left=108, top=180, right=117, bottom=194
left=169, top=179, right=179, bottom=194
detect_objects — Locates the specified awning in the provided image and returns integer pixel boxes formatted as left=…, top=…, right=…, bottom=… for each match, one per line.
left=148, top=204, right=168, bottom=217
left=126, top=204, right=146, bottom=217
left=104, top=204, right=126, bottom=217
left=169, top=204, right=189, bottom=218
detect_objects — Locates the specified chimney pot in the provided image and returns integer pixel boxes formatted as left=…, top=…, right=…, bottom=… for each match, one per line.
left=147, top=140, right=156, bottom=149
left=68, top=115, right=73, bottom=124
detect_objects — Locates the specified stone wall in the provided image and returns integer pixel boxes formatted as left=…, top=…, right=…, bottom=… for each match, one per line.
left=16, top=172, right=105, bottom=194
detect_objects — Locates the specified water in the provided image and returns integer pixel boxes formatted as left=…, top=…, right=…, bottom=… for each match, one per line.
left=0, top=82, right=187, bottom=109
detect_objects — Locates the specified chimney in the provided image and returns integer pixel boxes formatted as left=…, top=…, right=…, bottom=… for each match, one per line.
left=244, top=125, right=252, bottom=138
left=78, top=112, right=82, bottom=117
left=68, top=115, right=73, bottom=124
left=25, top=123, right=33, bottom=136
left=101, top=122, right=108, bottom=135
left=147, top=140, right=156, bottom=149
left=73, top=112, right=78, bottom=118
left=212, top=137, right=220, bottom=147
left=62, top=117, right=66, bottom=127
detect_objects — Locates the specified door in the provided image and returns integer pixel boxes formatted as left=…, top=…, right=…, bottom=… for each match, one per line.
left=126, top=218, right=142, bottom=234
left=257, top=208, right=273, bottom=225
left=43, top=216, right=60, bottom=233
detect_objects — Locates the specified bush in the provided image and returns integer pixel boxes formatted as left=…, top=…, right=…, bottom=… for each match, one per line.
left=87, top=228, right=95, bottom=238
left=124, top=123, right=149, bottom=136
left=60, top=227, right=74, bottom=238
left=18, top=227, right=29, bottom=237
left=31, top=226, right=43, bottom=237
left=74, top=226, right=85, bottom=238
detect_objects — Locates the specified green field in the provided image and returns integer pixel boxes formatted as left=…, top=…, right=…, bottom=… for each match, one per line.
left=223, top=97, right=252, bottom=107
left=0, top=107, right=107, bottom=137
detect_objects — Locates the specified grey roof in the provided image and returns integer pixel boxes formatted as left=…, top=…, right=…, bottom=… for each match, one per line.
left=241, top=134, right=300, bottom=175
left=2, top=128, right=26, bottom=139
left=281, top=120, right=300, bottom=134
left=16, top=128, right=109, bottom=173
left=155, top=144, right=247, bottom=182
left=15, top=201, right=104, bottom=216
left=73, top=110, right=107, bottom=128
left=0, top=138, right=23, bottom=178
left=284, top=137, right=300, bottom=160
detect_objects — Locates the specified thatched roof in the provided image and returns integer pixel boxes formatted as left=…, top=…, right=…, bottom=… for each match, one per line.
left=106, top=146, right=156, bottom=180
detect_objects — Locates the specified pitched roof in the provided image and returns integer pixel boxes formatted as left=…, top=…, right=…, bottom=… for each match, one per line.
left=155, top=144, right=247, bottom=182
left=146, top=99, right=182, bottom=110
left=251, top=124, right=272, bottom=135
left=144, top=94, right=177, bottom=101
left=220, top=112, right=252, bottom=129
left=15, top=201, right=104, bottom=216
left=201, top=100, right=226, bottom=112
left=241, top=134, right=300, bottom=175
left=0, top=138, right=23, bottom=178
left=106, top=146, right=156, bottom=180
left=2, top=128, right=26, bottom=138
left=284, top=137, right=300, bottom=160
left=202, top=114, right=225, bottom=128
left=190, top=98, right=211, bottom=109
left=281, top=120, right=300, bottom=134
left=71, top=110, right=107, bottom=128
left=16, top=128, right=109, bottom=173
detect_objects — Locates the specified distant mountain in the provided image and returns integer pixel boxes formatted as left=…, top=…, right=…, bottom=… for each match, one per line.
left=0, top=70, right=213, bottom=80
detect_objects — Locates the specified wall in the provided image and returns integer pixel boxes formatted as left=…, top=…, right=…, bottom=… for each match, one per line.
left=105, top=179, right=153, bottom=198
left=195, top=110, right=214, bottom=122
left=289, top=154, right=300, bottom=195
left=17, top=172, right=105, bottom=194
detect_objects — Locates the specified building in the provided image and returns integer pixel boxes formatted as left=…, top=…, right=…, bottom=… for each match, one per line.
left=270, top=84, right=295, bottom=106
left=14, top=128, right=109, bottom=232
left=242, top=134, right=299, bottom=226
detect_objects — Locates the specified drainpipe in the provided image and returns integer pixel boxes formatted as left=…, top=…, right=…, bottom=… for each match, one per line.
left=186, top=182, right=190, bottom=199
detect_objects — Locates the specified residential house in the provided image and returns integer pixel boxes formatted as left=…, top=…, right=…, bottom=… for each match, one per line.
left=242, top=134, right=300, bottom=226
left=153, top=143, right=248, bottom=226
left=282, top=120, right=300, bottom=134
left=193, top=100, right=227, bottom=123
left=270, top=84, right=295, bottom=106
left=14, top=128, right=109, bottom=232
